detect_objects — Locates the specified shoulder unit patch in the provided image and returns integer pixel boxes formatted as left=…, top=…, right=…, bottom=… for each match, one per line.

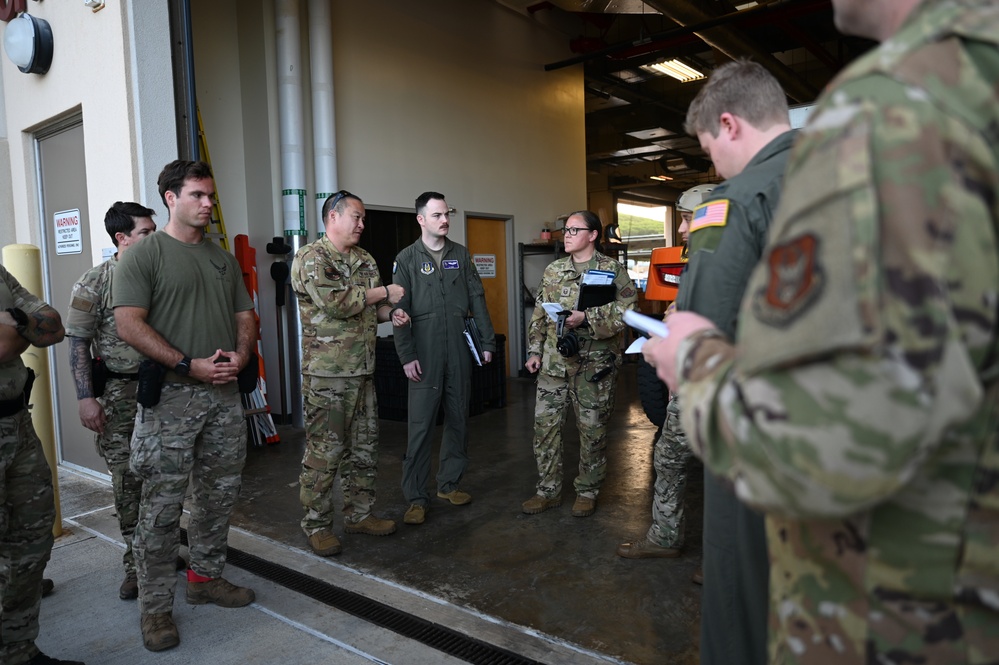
left=752, top=233, right=824, bottom=327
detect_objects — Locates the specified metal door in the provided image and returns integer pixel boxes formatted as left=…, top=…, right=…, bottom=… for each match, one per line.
left=466, top=215, right=511, bottom=376
left=35, top=117, right=104, bottom=474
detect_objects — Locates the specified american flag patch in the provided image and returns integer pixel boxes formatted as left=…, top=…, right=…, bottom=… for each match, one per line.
left=690, top=200, right=729, bottom=232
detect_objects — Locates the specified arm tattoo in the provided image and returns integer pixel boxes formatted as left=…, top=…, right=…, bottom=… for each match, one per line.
left=69, top=336, right=95, bottom=399
left=25, top=306, right=65, bottom=347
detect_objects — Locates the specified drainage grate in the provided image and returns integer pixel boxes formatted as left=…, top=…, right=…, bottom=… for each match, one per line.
left=181, top=529, right=547, bottom=665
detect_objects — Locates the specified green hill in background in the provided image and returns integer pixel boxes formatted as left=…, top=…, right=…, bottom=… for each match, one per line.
left=617, top=212, right=667, bottom=238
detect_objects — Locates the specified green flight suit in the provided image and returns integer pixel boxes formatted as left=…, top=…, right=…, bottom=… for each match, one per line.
left=676, top=130, right=796, bottom=665
left=392, top=238, right=495, bottom=506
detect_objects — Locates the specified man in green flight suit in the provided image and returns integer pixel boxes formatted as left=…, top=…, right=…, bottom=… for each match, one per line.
left=392, top=191, right=495, bottom=525
left=646, top=0, right=999, bottom=662
left=676, top=60, right=793, bottom=665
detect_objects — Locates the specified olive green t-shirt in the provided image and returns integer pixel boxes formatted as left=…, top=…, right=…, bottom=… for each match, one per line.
left=112, top=231, right=254, bottom=359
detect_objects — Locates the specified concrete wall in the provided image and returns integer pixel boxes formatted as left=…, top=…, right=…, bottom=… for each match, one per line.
left=0, top=2, right=175, bottom=260
left=329, top=0, right=586, bottom=240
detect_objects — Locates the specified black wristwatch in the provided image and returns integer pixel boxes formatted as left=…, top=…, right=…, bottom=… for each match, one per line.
left=174, top=356, right=193, bottom=376
left=6, top=307, right=28, bottom=335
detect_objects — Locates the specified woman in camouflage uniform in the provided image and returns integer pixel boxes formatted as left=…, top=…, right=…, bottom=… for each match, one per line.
left=522, top=210, right=637, bottom=518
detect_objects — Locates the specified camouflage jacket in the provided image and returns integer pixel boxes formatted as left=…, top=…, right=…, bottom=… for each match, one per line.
left=677, top=1, right=999, bottom=662
left=291, top=235, right=385, bottom=378
left=527, top=251, right=637, bottom=377
left=64, top=258, right=142, bottom=374
left=0, top=264, right=49, bottom=401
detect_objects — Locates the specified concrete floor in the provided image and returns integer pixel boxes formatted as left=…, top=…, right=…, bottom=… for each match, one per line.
left=231, top=363, right=704, bottom=665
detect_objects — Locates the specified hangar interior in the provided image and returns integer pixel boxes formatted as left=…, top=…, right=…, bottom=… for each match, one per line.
left=0, top=1, right=870, bottom=663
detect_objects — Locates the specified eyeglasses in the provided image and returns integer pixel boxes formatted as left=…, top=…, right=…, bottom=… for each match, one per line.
left=564, top=226, right=593, bottom=237
left=326, top=190, right=353, bottom=213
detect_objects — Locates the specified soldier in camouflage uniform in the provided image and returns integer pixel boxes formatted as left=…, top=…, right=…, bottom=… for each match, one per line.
left=291, top=190, right=406, bottom=557
left=522, top=210, right=637, bottom=518
left=65, top=202, right=156, bottom=601
left=114, top=161, right=258, bottom=652
left=646, top=1, right=999, bottom=662
left=1, top=264, right=83, bottom=665
left=617, top=185, right=714, bottom=564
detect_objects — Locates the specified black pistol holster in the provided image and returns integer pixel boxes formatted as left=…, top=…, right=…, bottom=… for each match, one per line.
left=92, top=356, right=108, bottom=398
left=136, top=359, right=166, bottom=408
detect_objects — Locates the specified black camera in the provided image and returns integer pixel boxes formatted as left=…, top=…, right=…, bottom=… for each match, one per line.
left=557, top=330, right=579, bottom=357
left=555, top=311, right=580, bottom=358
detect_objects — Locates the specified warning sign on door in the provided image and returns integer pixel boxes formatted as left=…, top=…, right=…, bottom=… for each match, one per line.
left=54, top=209, right=83, bottom=255
left=473, top=254, right=496, bottom=278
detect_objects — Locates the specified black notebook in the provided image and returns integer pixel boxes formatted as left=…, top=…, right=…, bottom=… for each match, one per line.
left=576, top=284, right=616, bottom=311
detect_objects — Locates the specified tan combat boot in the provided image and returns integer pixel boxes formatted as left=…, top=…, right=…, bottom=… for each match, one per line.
left=307, top=529, right=342, bottom=556
left=141, top=611, right=179, bottom=651
left=119, top=571, right=138, bottom=600
left=186, top=577, right=256, bottom=607
left=345, top=515, right=397, bottom=536
left=571, top=495, right=597, bottom=517
left=404, top=504, right=427, bottom=525
left=521, top=494, right=561, bottom=514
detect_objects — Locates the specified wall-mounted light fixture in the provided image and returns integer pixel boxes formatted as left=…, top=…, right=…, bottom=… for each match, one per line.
left=3, top=12, right=53, bottom=75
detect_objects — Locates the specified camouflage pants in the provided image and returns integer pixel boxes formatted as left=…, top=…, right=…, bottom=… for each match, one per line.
left=96, top=378, right=141, bottom=573
left=646, top=395, right=691, bottom=548
left=531, top=368, right=618, bottom=499
left=130, top=382, right=246, bottom=615
left=300, top=375, right=379, bottom=534
left=1, top=410, right=55, bottom=665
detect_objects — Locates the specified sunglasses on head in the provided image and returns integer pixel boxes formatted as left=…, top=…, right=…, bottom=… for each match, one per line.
left=327, top=190, right=352, bottom=211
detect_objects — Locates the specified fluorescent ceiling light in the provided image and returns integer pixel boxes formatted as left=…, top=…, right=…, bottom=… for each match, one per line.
left=643, top=59, right=705, bottom=83
left=626, top=127, right=675, bottom=140
left=650, top=175, right=673, bottom=181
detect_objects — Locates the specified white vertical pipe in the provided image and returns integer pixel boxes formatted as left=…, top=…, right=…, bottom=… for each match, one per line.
left=275, top=0, right=306, bottom=427
left=276, top=0, right=308, bottom=236
left=308, top=0, right=337, bottom=231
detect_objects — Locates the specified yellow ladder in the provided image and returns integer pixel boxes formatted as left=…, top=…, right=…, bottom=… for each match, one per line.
left=196, top=105, right=230, bottom=251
